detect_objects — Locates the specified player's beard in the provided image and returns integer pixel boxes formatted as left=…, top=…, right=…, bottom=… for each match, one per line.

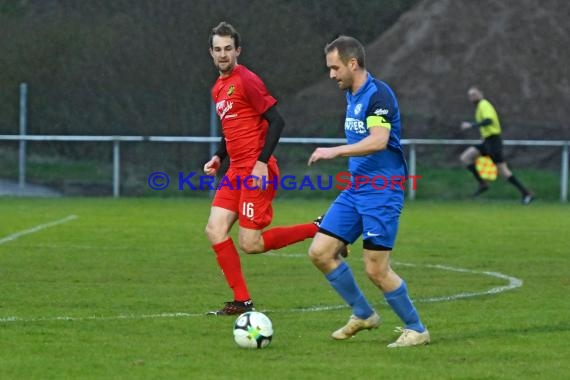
left=334, top=73, right=353, bottom=91
left=336, top=78, right=351, bottom=91
left=216, top=60, right=235, bottom=75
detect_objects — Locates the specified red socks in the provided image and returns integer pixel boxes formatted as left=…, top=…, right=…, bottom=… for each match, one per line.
left=212, top=237, right=250, bottom=302
left=262, top=223, right=318, bottom=251
left=212, top=224, right=318, bottom=300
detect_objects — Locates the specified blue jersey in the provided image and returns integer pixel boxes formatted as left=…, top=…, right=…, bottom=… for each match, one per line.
left=344, top=74, right=406, bottom=181
left=319, top=74, right=406, bottom=249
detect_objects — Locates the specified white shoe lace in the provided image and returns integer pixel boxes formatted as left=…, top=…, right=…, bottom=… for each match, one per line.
left=393, top=327, right=412, bottom=342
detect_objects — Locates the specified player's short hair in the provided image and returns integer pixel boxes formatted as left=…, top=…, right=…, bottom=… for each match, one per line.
left=210, top=21, right=241, bottom=49
left=324, top=35, right=365, bottom=68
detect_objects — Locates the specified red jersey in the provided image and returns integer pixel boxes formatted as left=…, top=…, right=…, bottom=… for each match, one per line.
left=211, top=64, right=277, bottom=168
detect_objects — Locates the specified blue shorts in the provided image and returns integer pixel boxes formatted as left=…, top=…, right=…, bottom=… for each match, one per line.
left=319, top=188, right=403, bottom=250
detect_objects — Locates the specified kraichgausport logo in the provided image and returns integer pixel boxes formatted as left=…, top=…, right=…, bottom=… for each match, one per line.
left=147, top=172, right=421, bottom=192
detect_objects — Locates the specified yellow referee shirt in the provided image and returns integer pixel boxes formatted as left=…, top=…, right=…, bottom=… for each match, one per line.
left=476, top=99, right=502, bottom=138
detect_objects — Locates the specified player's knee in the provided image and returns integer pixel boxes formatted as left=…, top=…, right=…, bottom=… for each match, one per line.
left=308, top=243, right=329, bottom=265
left=205, top=223, right=225, bottom=244
left=460, top=148, right=477, bottom=165
left=238, top=238, right=263, bottom=254
left=498, top=166, right=511, bottom=178
left=365, top=262, right=390, bottom=282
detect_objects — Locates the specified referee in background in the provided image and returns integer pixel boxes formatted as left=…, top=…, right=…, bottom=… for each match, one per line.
left=459, top=86, right=534, bottom=204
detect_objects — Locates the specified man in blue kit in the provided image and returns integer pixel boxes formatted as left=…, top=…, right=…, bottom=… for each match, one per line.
left=307, top=35, right=429, bottom=347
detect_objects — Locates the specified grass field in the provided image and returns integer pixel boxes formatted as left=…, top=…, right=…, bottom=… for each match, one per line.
left=1, top=198, right=569, bottom=379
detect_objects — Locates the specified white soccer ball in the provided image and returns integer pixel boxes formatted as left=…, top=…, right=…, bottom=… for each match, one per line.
left=233, top=311, right=273, bottom=349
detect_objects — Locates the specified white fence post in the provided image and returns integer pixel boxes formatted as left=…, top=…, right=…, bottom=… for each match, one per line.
left=18, top=83, right=27, bottom=189
left=408, top=143, right=417, bottom=200
left=113, top=139, right=120, bottom=198
left=562, top=143, right=569, bottom=203
left=209, top=100, right=218, bottom=198
left=209, top=99, right=218, bottom=158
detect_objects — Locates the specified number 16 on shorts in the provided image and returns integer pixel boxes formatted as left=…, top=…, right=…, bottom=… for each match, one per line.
left=242, top=202, right=254, bottom=219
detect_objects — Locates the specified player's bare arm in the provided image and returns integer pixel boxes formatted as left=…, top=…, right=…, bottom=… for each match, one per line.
left=308, top=127, right=389, bottom=166
left=307, top=147, right=341, bottom=166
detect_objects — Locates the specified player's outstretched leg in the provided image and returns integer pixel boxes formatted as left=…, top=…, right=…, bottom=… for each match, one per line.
left=261, top=222, right=319, bottom=252
left=259, top=215, right=349, bottom=256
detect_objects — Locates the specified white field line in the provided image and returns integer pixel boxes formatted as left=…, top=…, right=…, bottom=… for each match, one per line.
left=0, top=254, right=523, bottom=324
left=0, top=215, right=78, bottom=245
left=393, top=262, right=523, bottom=302
left=0, top=312, right=202, bottom=323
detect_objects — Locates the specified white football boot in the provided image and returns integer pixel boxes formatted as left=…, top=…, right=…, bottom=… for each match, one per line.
left=387, top=326, right=430, bottom=348
left=331, top=312, right=381, bottom=340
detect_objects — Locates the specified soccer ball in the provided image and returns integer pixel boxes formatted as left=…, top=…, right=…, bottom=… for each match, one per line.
left=233, top=311, right=273, bottom=349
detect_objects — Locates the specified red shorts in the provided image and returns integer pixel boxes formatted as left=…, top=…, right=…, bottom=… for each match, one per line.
left=212, top=158, right=279, bottom=230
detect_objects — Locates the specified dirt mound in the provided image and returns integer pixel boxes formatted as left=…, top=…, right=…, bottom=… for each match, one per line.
left=282, top=0, right=570, bottom=141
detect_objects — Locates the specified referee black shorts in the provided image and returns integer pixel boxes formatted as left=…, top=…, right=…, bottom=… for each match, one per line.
left=475, top=135, right=504, bottom=163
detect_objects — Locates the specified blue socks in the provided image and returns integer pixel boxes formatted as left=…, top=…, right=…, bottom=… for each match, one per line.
left=326, top=262, right=374, bottom=319
left=384, top=281, right=425, bottom=333
left=326, top=264, right=425, bottom=332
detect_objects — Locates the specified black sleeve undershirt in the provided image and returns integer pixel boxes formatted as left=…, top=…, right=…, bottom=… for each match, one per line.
left=472, top=118, right=493, bottom=128
left=257, top=105, right=285, bottom=163
left=214, top=134, right=227, bottom=161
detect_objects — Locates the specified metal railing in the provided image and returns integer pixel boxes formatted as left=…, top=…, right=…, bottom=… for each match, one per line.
left=0, top=135, right=568, bottom=202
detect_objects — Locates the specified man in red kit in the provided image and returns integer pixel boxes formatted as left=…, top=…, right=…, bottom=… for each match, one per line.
left=203, top=21, right=336, bottom=315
